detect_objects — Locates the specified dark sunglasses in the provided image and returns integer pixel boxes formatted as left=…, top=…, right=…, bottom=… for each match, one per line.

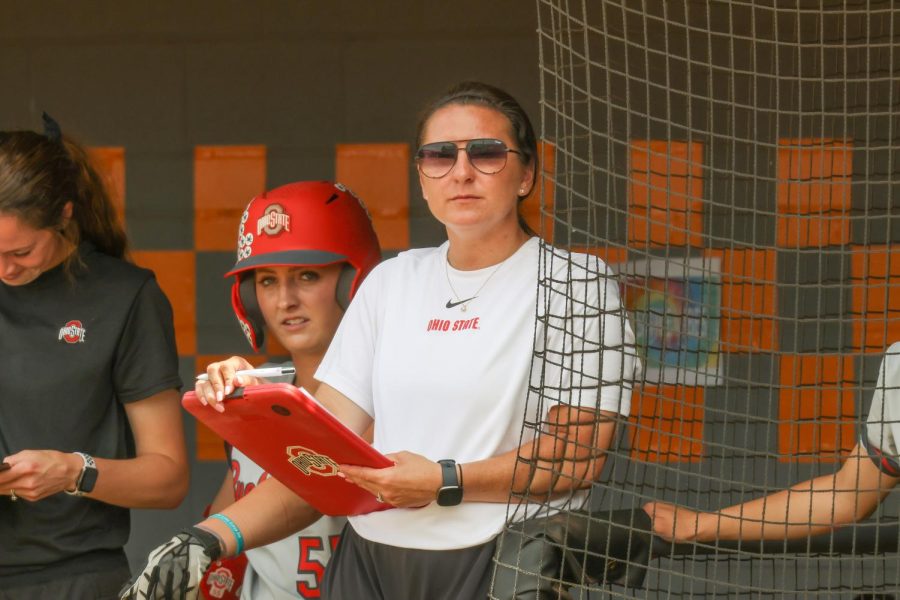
left=415, top=138, right=523, bottom=178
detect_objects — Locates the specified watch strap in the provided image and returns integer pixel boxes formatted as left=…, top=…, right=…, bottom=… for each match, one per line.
left=436, top=459, right=463, bottom=506
left=438, top=459, right=459, bottom=487
left=65, top=452, right=97, bottom=496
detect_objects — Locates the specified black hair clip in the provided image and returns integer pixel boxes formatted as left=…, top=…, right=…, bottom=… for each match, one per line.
left=41, top=111, right=62, bottom=143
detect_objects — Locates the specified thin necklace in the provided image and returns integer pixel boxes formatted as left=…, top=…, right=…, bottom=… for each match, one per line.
left=444, top=250, right=507, bottom=312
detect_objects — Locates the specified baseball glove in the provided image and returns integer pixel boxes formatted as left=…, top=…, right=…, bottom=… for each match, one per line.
left=120, top=526, right=223, bottom=600
left=490, top=507, right=653, bottom=599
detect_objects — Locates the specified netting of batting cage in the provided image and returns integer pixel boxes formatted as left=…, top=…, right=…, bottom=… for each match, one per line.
left=490, top=1, right=900, bottom=598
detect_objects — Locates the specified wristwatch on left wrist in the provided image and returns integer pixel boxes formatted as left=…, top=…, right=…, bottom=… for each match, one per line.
left=436, top=459, right=463, bottom=507
left=65, top=452, right=98, bottom=496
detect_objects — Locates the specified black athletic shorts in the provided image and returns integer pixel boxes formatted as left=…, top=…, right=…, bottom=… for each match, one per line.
left=0, top=565, right=131, bottom=600
left=321, top=522, right=496, bottom=600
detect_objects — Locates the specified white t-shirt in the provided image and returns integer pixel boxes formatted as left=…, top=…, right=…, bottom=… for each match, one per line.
left=865, top=341, right=900, bottom=474
left=229, top=365, right=346, bottom=600
left=315, top=238, right=639, bottom=550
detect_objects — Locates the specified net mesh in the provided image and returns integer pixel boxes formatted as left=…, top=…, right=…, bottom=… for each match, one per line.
left=494, top=1, right=900, bottom=597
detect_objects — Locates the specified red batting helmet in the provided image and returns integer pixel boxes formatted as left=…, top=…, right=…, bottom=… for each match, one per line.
left=226, top=181, right=381, bottom=351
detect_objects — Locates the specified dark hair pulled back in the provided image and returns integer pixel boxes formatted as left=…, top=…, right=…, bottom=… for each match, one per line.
left=0, top=122, right=127, bottom=262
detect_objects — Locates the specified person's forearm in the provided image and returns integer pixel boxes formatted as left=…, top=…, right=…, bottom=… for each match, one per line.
left=86, top=453, right=188, bottom=509
left=705, top=483, right=856, bottom=540
left=462, top=443, right=605, bottom=503
left=93, top=388, right=189, bottom=508
left=462, top=413, right=615, bottom=503
left=458, top=449, right=519, bottom=503
left=700, top=467, right=888, bottom=541
left=200, top=477, right=322, bottom=556
left=207, top=470, right=236, bottom=515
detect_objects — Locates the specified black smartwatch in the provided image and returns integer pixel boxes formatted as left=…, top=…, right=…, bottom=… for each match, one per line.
left=436, top=459, right=463, bottom=507
left=65, top=452, right=98, bottom=496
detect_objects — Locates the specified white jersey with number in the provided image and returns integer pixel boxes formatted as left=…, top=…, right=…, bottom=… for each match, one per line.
left=315, top=237, right=639, bottom=550
left=230, top=365, right=346, bottom=600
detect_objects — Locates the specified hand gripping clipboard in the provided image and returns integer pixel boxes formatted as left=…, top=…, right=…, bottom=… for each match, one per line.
left=182, top=383, right=392, bottom=516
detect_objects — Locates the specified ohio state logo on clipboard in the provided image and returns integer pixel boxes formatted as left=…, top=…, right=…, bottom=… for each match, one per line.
left=287, top=446, right=340, bottom=477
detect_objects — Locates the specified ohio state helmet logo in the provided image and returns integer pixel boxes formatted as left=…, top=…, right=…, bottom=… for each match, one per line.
left=58, top=320, right=86, bottom=343
left=287, top=446, right=339, bottom=477
left=257, top=203, right=291, bottom=236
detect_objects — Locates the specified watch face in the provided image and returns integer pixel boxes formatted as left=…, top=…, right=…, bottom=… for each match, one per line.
left=79, top=467, right=99, bottom=493
left=437, top=486, right=463, bottom=507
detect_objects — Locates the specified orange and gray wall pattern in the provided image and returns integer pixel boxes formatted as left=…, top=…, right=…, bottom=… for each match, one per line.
left=613, top=139, right=894, bottom=467
left=92, top=134, right=893, bottom=472
left=7, top=1, right=900, bottom=567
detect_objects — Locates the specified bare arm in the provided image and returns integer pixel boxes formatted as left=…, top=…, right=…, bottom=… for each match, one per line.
left=0, top=388, right=188, bottom=508
left=464, top=406, right=617, bottom=503
left=207, top=470, right=236, bottom=515
left=312, top=382, right=375, bottom=435
left=338, top=392, right=617, bottom=507
left=95, top=389, right=189, bottom=508
left=647, top=442, right=899, bottom=542
left=199, top=477, right=323, bottom=555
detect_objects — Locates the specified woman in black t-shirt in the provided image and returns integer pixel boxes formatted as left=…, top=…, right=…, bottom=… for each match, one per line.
left=0, top=114, right=188, bottom=599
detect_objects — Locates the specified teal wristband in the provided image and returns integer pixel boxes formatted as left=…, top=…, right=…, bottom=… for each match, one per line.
left=209, top=513, right=244, bottom=555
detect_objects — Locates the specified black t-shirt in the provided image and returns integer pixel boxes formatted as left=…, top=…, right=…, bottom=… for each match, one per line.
left=0, top=243, right=182, bottom=578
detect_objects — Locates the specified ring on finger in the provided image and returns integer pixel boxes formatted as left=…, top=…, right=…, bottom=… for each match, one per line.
left=9, top=489, right=17, bottom=502
left=375, top=492, right=384, bottom=503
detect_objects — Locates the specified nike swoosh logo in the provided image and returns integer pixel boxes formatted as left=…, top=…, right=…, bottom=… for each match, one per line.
left=446, top=297, right=477, bottom=309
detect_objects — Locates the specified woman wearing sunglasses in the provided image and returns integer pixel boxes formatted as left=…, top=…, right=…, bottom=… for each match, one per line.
left=124, top=81, right=638, bottom=600
left=305, top=81, right=639, bottom=599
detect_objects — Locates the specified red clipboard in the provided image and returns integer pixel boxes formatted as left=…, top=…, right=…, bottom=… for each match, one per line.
left=182, top=383, right=392, bottom=516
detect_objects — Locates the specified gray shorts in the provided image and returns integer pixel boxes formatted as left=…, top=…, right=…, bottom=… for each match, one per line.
left=321, top=522, right=496, bottom=600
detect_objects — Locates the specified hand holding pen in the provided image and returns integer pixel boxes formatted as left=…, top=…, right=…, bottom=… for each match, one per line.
left=194, top=357, right=295, bottom=413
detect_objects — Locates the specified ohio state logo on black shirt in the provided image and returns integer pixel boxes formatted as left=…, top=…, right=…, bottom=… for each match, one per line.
left=58, top=320, right=87, bottom=343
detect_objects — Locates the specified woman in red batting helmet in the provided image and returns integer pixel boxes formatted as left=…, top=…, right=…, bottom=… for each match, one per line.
left=123, top=180, right=381, bottom=600
left=227, top=180, right=381, bottom=351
